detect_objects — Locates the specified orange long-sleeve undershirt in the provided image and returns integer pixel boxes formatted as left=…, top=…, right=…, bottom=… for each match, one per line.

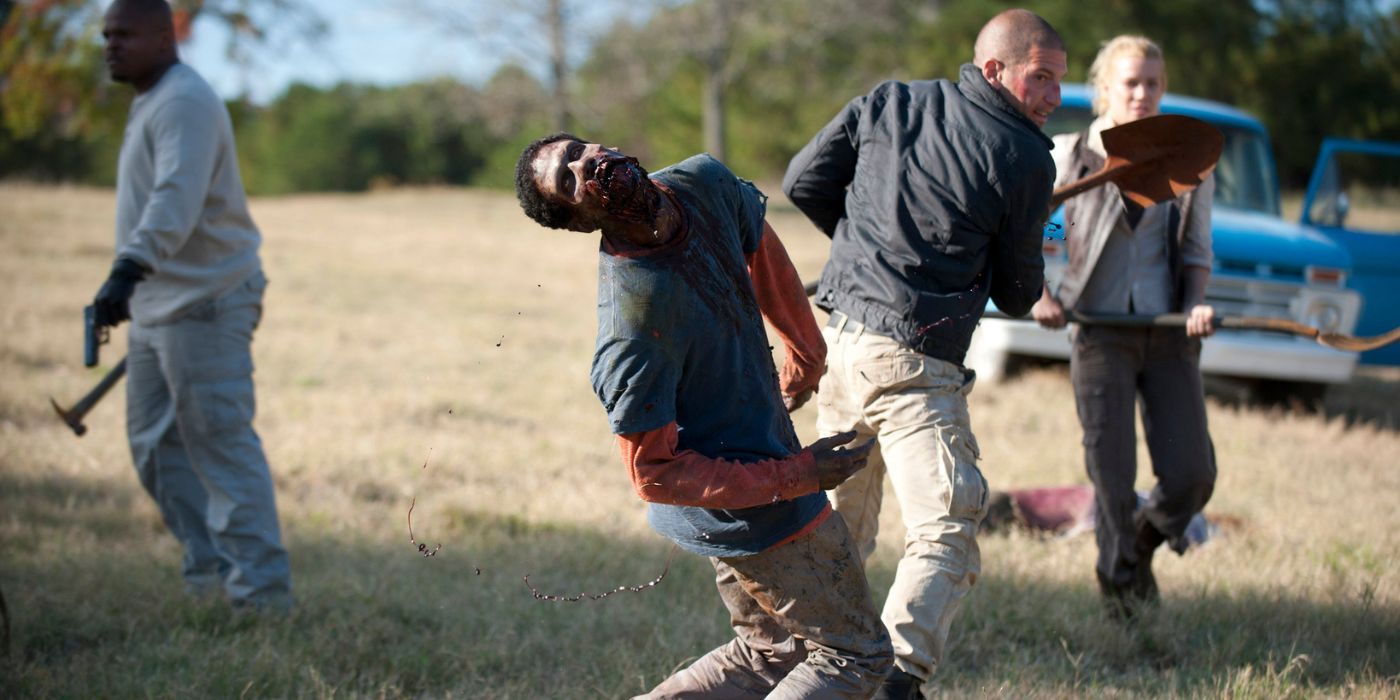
left=618, top=422, right=819, bottom=508
left=748, top=220, right=826, bottom=400
left=615, top=222, right=827, bottom=509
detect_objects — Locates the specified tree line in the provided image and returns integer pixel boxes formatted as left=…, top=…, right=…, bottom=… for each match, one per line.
left=2, top=0, right=1396, bottom=194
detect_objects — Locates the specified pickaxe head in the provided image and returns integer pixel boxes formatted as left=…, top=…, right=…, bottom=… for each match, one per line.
left=50, top=396, right=88, bottom=436
left=49, top=356, right=126, bottom=438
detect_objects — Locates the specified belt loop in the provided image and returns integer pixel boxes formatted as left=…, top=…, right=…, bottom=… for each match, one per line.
left=851, top=319, right=864, bottom=343
left=833, top=311, right=849, bottom=336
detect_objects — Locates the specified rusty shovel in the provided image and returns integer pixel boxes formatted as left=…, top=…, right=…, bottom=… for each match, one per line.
left=1050, top=113, right=1224, bottom=210
left=980, top=309, right=1400, bottom=353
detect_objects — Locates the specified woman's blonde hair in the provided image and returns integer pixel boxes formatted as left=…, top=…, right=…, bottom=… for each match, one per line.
left=1088, top=35, right=1166, bottom=116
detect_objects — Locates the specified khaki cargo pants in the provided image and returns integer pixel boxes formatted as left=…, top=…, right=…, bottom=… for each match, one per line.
left=816, top=313, right=989, bottom=691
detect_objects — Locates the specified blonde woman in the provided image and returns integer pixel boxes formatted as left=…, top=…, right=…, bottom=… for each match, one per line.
left=1032, top=35, right=1217, bottom=619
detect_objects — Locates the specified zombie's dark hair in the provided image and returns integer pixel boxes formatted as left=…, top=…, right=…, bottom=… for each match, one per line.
left=515, top=132, right=581, bottom=230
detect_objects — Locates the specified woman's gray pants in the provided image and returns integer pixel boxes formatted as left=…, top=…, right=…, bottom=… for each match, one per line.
left=1070, top=325, right=1216, bottom=593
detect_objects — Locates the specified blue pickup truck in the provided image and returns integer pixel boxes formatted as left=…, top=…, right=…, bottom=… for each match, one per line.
left=967, top=84, right=1397, bottom=401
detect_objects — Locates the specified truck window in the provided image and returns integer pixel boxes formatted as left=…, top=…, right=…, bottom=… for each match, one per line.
left=1215, top=126, right=1279, bottom=215
left=1308, top=150, right=1400, bottom=234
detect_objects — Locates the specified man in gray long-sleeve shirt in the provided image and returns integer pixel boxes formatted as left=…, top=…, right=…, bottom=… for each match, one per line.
left=92, top=0, right=291, bottom=611
left=783, top=9, right=1065, bottom=698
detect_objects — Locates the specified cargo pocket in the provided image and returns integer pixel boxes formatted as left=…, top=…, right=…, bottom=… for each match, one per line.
left=187, top=378, right=255, bottom=437
left=1075, top=386, right=1109, bottom=448
left=854, top=352, right=926, bottom=391
left=947, top=428, right=988, bottom=521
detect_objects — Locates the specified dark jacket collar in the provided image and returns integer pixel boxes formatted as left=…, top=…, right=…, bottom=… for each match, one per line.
left=956, top=63, right=1053, bottom=150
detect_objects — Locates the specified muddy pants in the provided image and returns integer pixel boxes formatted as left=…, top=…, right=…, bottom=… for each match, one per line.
left=1070, top=325, right=1215, bottom=593
left=636, top=513, right=892, bottom=699
left=816, top=313, right=990, bottom=692
left=125, top=272, right=291, bottom=608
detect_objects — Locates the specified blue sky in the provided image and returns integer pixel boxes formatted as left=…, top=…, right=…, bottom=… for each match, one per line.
left=178, top=0, right=646, bottom=104
left=180, top=1, right=499, bottom=103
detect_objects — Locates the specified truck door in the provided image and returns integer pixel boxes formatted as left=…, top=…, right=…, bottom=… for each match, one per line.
left=1301, top=138, right=1400, bottom=365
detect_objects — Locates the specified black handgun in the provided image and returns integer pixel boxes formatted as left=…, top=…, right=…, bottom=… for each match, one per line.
left=83, top=305, right=108, bottom=368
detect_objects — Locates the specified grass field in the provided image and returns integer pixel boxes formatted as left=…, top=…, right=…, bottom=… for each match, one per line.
left=1, top=183, right=1397, bottom=698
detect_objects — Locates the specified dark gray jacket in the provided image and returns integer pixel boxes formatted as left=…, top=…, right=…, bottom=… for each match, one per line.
left=783, top=63, right=1054, bottom=365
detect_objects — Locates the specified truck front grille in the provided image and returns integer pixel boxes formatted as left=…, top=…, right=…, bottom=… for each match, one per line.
left=1206, top=274, right=1300, bottom=321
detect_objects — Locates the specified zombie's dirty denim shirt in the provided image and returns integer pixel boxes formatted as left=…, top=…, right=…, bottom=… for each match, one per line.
left=590, top=154, right=827, bottom=558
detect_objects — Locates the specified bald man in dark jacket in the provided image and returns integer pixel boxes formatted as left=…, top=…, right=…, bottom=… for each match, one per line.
left=783, top=9, right=1066, bottom=698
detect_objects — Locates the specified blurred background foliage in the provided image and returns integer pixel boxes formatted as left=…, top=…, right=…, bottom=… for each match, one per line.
left=1, top=0, right=1397, bottom=194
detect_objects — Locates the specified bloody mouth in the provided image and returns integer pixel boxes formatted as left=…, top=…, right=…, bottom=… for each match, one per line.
left=591, top=154, right=656, bottom=225
left=595, top=156, right=639, bottom=201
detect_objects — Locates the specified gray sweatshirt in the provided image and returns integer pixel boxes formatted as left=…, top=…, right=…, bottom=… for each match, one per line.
left=115, top=62, right=261, bottom=324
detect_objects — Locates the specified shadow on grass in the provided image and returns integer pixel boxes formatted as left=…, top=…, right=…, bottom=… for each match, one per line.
left=933, top=563, right=1399, bottom=695
left=1202, top=367, right=1400, bottom=431
left=0, top=471, right=148, bottom=539
left=0, top=470, right=729, bottom=699
left=1317, top=366, right=1400, bottom=430
left=2, top=470, right=1395, bottom=698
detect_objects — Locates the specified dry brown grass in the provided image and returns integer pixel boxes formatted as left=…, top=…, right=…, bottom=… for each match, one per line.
left=2, top=183, right=1396, bottom=698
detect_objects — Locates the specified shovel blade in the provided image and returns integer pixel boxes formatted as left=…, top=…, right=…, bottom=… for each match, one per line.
left=1318, top=325, right=1400, bottom=353
left=1101, top=114, right=1224, bottom=208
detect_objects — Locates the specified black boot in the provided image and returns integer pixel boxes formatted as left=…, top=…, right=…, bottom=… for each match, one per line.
left=1097, top=568, right=1135, bottom=621
left=1131, top=517, right=1165, bottom=606
left=1098, top=519, right=1163, bottom=622
left=872, top=667, right=921, bottom=700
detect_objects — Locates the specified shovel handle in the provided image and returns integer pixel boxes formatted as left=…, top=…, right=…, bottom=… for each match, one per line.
left=805, top=284, right=1319, bottom=340
left=801, top=288, right=1394, bottom=350
left=983, top=309, right=1193, bottom=327
left=1066, top=311, right=1318, bottom=337
left=1049, top=161, right=1139, bottom=210
left=988, top=309, right=1320, bottom=338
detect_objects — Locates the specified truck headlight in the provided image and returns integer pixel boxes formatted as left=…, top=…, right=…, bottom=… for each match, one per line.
left=1304, top=299, right=1343, bottom=333
left=1293, top=288, right=1360, bottom=335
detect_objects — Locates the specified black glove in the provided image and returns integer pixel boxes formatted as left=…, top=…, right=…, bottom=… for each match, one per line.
left=92, top=258, right=148, bottom=328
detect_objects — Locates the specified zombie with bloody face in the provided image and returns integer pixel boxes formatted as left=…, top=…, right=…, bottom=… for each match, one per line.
left=1031, top=35, right=1217, bottom=620
left=515, top=136, right=893, bottom=698
left=783, top=9, right=1065, bottom=698
left=92, top=0, right=291, bottom=612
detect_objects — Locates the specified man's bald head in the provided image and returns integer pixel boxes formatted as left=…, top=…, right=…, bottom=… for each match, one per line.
left=108, top=0, right=175, bottom=29
left=972, top=9, right=1067, bottom=127
left=103, top=0, right=178, bottom=92
left=973, top=9, right=1063, bottom=68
